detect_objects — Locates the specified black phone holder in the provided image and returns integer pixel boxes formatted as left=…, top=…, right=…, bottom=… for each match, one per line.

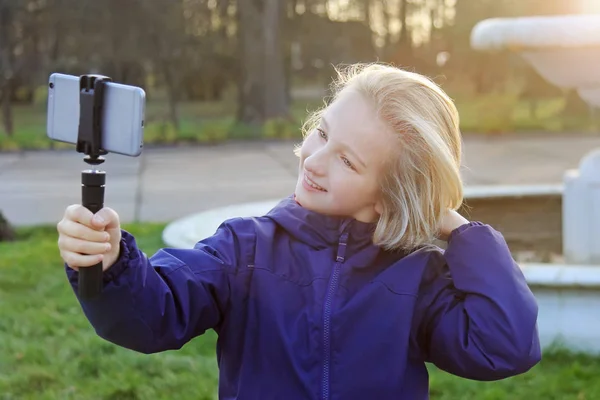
left=77, top=74, right=113, bottom=300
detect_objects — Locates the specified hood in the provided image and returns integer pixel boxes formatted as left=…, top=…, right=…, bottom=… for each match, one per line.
left=265, top=195, right=378, bottom=250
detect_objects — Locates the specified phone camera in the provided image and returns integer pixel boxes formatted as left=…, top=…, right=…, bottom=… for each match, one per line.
left=48, top=82, right=54, bottom=89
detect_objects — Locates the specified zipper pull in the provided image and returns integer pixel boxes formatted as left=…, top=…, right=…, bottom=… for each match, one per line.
left=336, top=232, right=349, bottom=263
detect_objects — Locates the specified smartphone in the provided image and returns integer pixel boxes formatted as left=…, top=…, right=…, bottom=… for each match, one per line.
left=46, top=73, right=146, bottom=157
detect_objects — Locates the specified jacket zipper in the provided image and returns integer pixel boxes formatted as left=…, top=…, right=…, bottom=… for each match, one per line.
left=322, top=231, right=348, bottom=400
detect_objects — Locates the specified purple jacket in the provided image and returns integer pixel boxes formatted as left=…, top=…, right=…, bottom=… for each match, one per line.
left=66, top=196, right=541, bottom=399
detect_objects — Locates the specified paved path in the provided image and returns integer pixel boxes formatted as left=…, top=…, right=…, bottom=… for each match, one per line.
left=1, top=134, right=599, bottom=227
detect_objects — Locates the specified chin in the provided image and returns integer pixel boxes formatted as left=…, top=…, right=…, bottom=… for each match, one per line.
left=294, top=189, right=311, bottom=208
left=295, top=189, right=326, bottom=213
left=296, top=194, right=345, bottom=219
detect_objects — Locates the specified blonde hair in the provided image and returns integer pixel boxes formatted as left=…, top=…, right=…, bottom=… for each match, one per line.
left=297, top=63, right=464, bottom=252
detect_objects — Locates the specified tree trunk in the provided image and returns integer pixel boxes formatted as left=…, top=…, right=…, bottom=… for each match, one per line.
left=263, top=0, right=288, bottom=119
left=0, top=83, right=13, bottom=136
left=399, top=0, right=409, bottom=47
left=162, top=60, right=180, bottom=132
left=151, top=29, right=180, bottom=132
left=0, top=1, right=14, bottom=136
left=381, top=0, right=391, bottom=59
left=0, top=210, right=15, bottom=242
left=237, top=0, right=289, bottom=129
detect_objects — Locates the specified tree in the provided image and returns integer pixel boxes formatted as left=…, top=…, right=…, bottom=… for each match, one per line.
left=0, top=210, right=15, bottom=242
left=0, top=0, right=16, bottom=136
left=237, top=0, right=290, bottom=129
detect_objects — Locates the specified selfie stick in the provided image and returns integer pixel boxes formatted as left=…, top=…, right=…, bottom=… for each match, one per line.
left=76, top=74, right=112, bottom=300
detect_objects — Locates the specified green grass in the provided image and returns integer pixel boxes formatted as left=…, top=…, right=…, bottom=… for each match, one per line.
left=2, top=224, right=600, bottom=399
left=0, top=98, right=322, bottom=152
left=0, top=90, right=597, bottom=152
left=0, top=224, right=220, bottom=400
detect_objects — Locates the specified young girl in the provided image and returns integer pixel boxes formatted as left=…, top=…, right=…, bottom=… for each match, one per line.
left=57, top=63, right=541, bottom=399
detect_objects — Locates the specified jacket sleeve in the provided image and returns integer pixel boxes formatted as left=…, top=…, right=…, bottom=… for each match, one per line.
left=412, top=222, right=542, bottom=381
left=65, top=221, right=242, bottom=354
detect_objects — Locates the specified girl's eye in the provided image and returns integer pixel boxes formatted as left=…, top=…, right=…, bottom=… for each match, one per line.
left=342, top=157, right=354, bottom=169
left=317, top=128, right=327, bottom=140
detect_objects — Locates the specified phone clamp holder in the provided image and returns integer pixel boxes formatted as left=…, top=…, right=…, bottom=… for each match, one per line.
left=77, top=74, right=112, bottom=300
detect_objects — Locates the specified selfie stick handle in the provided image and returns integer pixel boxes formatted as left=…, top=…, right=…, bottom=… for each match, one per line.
left=77, top=74, right=112, bottom=300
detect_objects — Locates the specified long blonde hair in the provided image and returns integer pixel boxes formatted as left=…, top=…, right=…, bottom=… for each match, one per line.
left=297, top=63, right=464, bottom=252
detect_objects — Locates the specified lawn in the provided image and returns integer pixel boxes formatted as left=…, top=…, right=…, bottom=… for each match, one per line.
left=0, top=99, right=320, bottom=152
left=1, top=223, right=600, bottom=399
left=0, top=90, right=596, bottom=152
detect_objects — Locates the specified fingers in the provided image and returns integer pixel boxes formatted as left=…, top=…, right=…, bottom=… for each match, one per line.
left=64, top=204, right=95, bottom=228
left=59, top=236, right=111, bottom=270
left=91, top=207, right=121, bottom=230
left=61, top=250, right=104, bottom=270
left=59, top=205, right=121, bottom=270
left=58, top=235, right=112, bottom=255
left=57, top=219, right=110, bottom=243
left=62, top=204, right=120, bottom=230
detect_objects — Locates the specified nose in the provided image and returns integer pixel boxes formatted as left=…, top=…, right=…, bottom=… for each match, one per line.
left=303, top=147, right=327, bottom=177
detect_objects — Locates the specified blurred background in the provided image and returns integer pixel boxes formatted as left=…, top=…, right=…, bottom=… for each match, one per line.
left=2, top=1, right=600, bottom=400
left=1, top=0, right=600, bottom=149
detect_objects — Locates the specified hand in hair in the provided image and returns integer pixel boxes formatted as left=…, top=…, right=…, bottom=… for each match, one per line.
left=437, top=209, right=469, bottom=241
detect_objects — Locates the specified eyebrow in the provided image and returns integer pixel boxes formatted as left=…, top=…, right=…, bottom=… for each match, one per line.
left=321, top=116, right=368, bottom=169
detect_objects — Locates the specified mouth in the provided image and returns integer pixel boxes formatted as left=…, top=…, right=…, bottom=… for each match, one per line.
left=303, top=173, right=327, bottom=192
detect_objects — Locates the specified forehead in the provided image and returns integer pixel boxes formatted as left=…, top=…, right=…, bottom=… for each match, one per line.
left=323, top=90, right=394, bottom=165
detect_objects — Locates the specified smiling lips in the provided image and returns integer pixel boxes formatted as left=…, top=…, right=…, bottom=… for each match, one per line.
left=303, top=173, right=327, bottom=192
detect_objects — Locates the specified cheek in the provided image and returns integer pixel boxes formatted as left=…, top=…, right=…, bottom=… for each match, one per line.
left=328, top=169, right=359, bottom=195
left=347, top=175, right=382, bottom=200
left=300, top=134, right=319, bottom=161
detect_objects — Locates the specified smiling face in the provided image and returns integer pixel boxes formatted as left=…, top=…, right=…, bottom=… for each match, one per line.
left=294, top=89, right=395, bottom=223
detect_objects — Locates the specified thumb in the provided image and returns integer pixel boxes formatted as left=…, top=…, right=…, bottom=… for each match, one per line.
left=91, top=207, right=121, bottom=230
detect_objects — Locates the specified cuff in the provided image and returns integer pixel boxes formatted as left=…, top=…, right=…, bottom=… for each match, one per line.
left=102, top=230, right=138, bottom=283
left=447, top=221, right=486, bottom=244
left=65, top=229, right=138, bottom=285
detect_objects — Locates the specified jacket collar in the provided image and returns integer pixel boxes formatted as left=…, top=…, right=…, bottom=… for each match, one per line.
left=265, top=195, right=377, bottom=249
